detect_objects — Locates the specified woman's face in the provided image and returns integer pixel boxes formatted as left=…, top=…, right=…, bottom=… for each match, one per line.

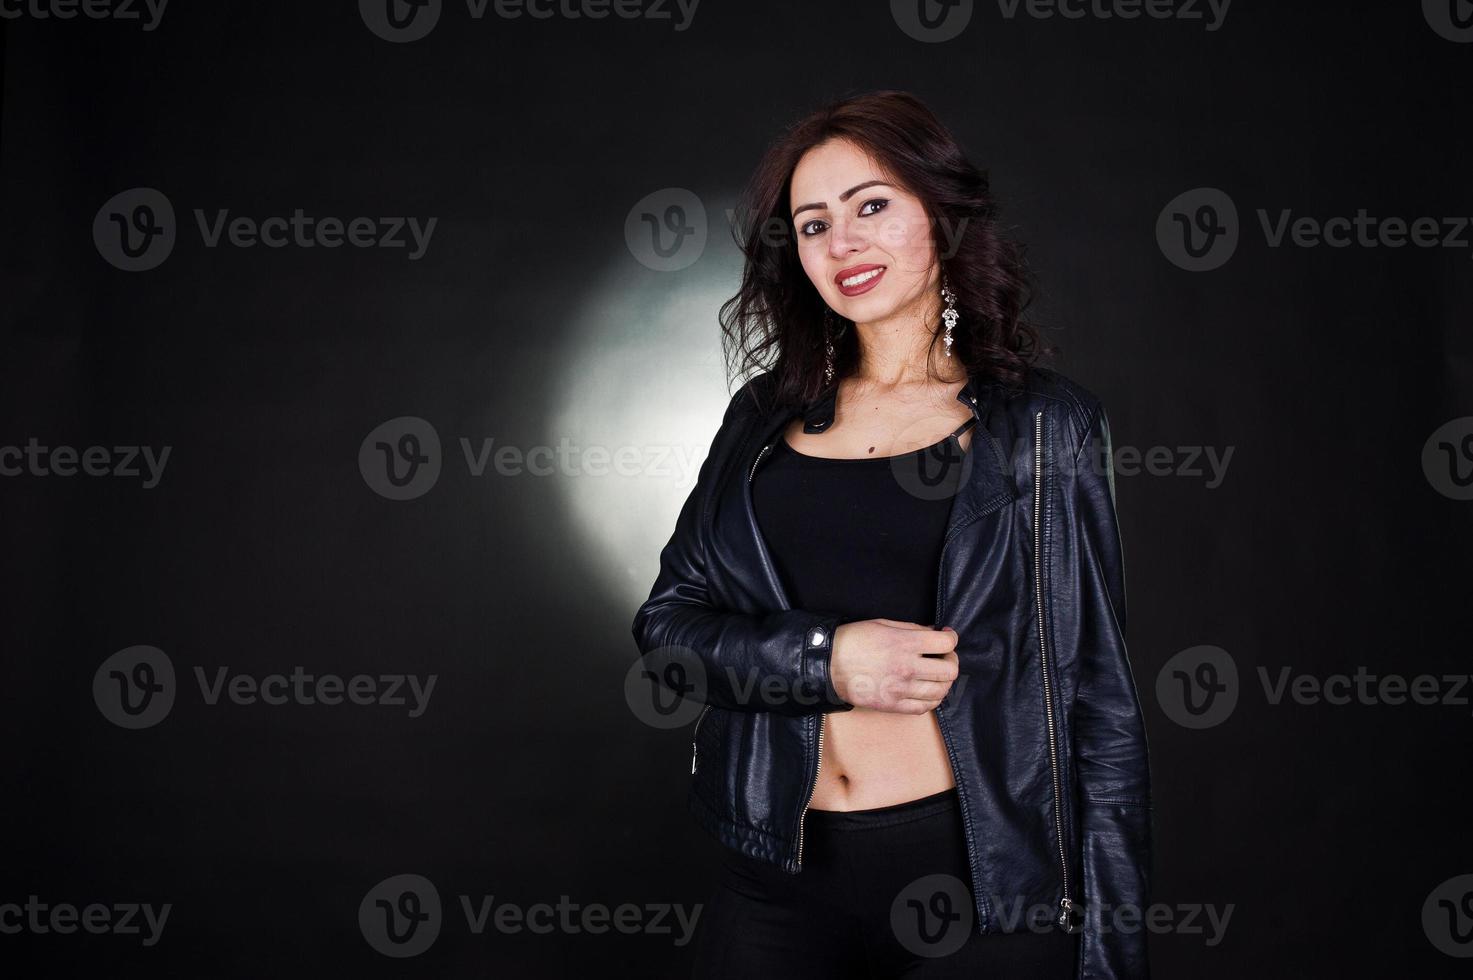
left=788, top=138, right=939, bottom=326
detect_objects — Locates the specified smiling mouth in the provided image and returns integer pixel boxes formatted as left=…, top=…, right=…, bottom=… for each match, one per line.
left=835, top=265, right=886, bottom=296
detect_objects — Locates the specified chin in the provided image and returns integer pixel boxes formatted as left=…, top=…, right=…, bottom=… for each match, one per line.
left=836, top=294, right=901, bottom=323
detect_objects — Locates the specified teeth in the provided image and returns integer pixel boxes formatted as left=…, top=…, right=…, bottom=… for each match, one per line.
left=841, top=268, right=882, bottom=287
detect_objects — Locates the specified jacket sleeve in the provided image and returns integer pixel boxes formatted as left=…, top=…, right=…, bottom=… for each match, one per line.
left=630, top=380, right=853, bottom=717
left=1066, top=401, right=1154, bottom=979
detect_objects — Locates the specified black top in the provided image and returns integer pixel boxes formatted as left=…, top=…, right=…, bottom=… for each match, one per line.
left=751, top=417, right=976, bottom=626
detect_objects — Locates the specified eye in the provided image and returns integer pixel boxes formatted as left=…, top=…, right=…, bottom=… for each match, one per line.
left=797, top=198, right=887, bottom=238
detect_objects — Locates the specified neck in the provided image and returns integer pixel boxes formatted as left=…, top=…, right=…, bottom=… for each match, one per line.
left=852, top=288, right=963, bottom=387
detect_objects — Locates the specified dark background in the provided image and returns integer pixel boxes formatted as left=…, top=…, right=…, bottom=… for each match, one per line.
left=2, top=1, right=1471, bottom=976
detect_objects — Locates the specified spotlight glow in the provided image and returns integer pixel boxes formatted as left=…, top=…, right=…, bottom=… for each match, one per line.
left=551, top=259, right=741, bottom=610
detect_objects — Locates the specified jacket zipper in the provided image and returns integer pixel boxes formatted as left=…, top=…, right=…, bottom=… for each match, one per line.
left=745, top=439, right=824, bottom=873
left=1034, top=409, right=1076, bottom=932
left=748, top=443, right=771, bottom=482
left=690, top=703, right=712, bottom=774
left=795, top=714, right=824, bottom=868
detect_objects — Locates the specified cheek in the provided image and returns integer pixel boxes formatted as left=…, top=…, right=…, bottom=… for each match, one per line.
left=797, top=241, right=828, bottom=287
left=874, top=207, right=936, bottom=263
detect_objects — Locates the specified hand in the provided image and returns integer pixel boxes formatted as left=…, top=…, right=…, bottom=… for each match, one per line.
left=829, top=619, right=960, bottom=714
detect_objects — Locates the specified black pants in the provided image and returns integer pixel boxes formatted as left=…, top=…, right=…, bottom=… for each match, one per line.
left=689, top=788, right=1078, bottom=979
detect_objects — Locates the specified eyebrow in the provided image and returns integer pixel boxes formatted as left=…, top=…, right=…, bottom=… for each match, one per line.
left=791, top=180, right=892, bottom=219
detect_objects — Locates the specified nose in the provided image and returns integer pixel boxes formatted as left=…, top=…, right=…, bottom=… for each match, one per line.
left=827, top=213, right=867, bottom=260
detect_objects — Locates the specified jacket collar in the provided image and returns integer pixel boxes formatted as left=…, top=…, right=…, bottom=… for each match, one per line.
left=799, top=372, right=995, bottom=433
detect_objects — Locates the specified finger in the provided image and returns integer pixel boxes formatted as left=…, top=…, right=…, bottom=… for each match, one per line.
left=903, top=678, right=954, bottom=698
left=909, top=657, right=959, bottom=683
left=911, top=629, right=959, bottom=654
left=890, top=697, right=944, bottom=715
left=872, top=618, right=932, bottom=631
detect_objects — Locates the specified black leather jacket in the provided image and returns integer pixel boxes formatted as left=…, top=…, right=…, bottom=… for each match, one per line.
left=631, top=366, right=1153, bottom=978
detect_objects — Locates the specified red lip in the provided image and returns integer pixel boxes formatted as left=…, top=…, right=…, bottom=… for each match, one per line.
left=834, top=263, right=886, bottom=297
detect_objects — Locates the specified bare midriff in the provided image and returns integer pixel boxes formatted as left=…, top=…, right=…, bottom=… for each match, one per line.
left=807, top=708, right=956, bottom=810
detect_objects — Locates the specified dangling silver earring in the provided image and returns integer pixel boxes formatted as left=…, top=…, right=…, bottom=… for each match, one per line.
left=823, top=308, right=837, bottom=386
left=940, top=272, right=958, bottom=358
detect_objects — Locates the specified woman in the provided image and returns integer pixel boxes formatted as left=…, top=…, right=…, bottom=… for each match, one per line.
left=632, top=90, right=1152, bottom=978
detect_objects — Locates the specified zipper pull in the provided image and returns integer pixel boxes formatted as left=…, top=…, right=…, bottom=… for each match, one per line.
left=690, top=742, right=698, bottom=775
left=1057, top=897, right=1081, bottom=933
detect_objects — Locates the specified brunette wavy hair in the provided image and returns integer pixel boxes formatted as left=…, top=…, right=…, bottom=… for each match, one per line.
left=719, top=89, right=1051, bottom=411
